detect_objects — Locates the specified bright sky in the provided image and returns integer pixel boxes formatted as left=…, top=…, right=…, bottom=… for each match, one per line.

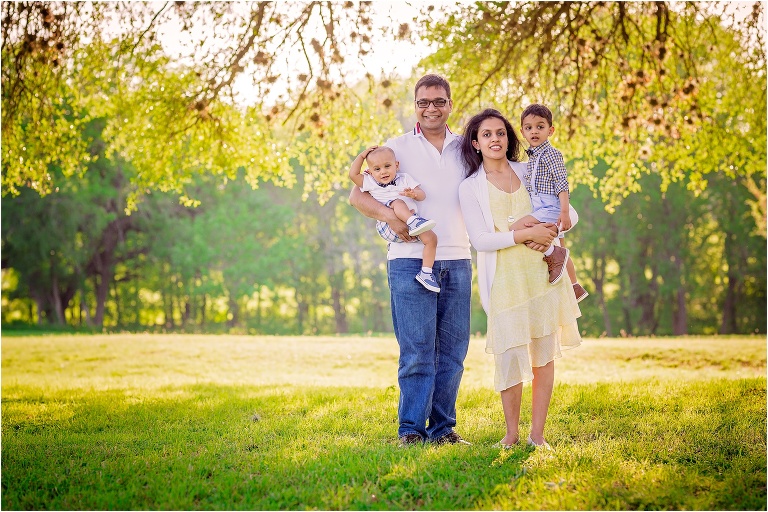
left=244, top=1, right=434, bottom=106
left=152, top=1, right=762, bottom=107
left=155, top=1, right=433, bottom=107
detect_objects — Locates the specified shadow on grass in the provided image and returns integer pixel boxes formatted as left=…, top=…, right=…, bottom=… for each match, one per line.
left=2, top=378, right=765, bottom=510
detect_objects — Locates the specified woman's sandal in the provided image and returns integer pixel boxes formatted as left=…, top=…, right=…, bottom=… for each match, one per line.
left=526, top=436, right=553, bottom=450
left=494, top=437, right=520, bottom=450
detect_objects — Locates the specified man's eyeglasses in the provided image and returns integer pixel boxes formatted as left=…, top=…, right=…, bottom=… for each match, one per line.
left=415, top=98, right=448, bottom=108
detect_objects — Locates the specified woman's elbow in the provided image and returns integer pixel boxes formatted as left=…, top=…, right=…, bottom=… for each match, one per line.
left=467, top=233, right=492, bottom=253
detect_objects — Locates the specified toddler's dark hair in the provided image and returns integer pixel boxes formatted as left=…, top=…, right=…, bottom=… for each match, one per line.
left=521, top=104, right=553, bottom=126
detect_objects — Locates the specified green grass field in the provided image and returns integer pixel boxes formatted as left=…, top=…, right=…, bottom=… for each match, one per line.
left=2, top=334, right=766, bottom=510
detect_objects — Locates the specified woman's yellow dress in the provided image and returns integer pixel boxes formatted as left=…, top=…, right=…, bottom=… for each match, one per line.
left=486, top=181, right=582, bottom=391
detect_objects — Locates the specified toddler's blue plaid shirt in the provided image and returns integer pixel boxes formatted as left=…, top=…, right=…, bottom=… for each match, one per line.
left=523, top=140, right=569, bottom=197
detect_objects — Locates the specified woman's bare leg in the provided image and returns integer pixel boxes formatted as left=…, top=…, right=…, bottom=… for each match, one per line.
left=529, top=360, right=554, bottom=444
left=499, top=383, right=523, bottom=445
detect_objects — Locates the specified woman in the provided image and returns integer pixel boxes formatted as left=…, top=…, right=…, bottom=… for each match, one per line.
left=458, top=108, right=582, bottom=449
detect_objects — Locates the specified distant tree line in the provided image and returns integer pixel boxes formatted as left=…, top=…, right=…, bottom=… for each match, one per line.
left=1, top=109, right=765, bottom=336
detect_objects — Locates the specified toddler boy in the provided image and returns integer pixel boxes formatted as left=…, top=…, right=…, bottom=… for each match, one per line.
left=518, top=104, right=588, bottom=302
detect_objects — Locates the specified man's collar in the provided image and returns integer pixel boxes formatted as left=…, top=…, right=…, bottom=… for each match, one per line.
left=413, top=123, right=460, bottom=145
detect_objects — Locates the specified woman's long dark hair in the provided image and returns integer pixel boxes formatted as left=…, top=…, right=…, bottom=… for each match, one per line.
left=459, top=108, right=521, bottom=178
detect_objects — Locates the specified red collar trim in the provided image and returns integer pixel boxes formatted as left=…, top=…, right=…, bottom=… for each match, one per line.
left=414, top=123, right=453, bottom=135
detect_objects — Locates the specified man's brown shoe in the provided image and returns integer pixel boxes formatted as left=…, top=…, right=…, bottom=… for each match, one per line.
left=573, top=283, right=589, bottom=303
left=433, top=431, right=471, bottom=446
left=542, top=246, right=569, bottom=284
left=399, top=433, right=423, bottom=446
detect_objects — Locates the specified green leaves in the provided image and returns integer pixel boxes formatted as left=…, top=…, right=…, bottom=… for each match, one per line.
left=418, top=2, right=766, bottom=219
left=2, top=2, right=382, bottom=200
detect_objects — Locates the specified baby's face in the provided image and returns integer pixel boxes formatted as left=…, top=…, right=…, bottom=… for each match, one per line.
left=366, top=150, right=399, bottom=184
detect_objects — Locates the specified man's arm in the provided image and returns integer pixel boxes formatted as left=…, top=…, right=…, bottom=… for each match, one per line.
left=349, top=187, right=413, bottom=241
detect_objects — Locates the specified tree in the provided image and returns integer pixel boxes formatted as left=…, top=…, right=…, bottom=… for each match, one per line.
left=1, top=116, right=145, bottom=327
left=417, top=2, right=766, bottom=220
left=1, top=1, right=394, bottom=199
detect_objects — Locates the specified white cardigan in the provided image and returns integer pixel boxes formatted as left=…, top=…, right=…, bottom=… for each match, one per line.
left=458, top=161, right=528, bottom=315
left=459, top=160, right=579, bottom=315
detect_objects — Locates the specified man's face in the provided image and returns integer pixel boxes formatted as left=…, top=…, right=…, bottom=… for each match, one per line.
left=414, top=85, right=452, bottom=132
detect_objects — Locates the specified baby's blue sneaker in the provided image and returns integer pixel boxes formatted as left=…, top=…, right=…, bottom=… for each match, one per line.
left=407, top=216, right=436, bottom=236
left=415, top=271, right=440, bottom=293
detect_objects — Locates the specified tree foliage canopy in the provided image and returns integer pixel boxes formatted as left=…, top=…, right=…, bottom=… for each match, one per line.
left=2, top=1, right=400, bottom=204
left=416, top=2, right=765, bottom=221
left=2, top=2, right=765, bottom=221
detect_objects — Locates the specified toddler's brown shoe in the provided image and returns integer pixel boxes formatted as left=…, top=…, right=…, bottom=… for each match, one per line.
left=573, top=283, right=589, bottom=303
left=542, top=246, right=569, bottom=284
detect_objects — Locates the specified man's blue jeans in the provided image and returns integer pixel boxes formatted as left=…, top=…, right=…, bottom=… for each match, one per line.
left=387, top=258, right=472, bottom=440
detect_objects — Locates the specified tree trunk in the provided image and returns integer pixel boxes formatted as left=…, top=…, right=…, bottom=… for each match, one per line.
left=621, top=271, right=636, bottom=336
left=375, top=299, right=388, bottom=332
left=112, top=280, right=122, bottom=327
left=719, top=229, right=742, bottom=335
left=296, top=292, right=307, bottom=334
left=182, top=299, right=192, bottom=328
left=636, top=274, right=659, bottom=335
left=672, top=256, right=688, bottom=335
left=32, top=293, right=45, bottom=325
left=93, top=273, right=110, bottom=328
left=331, top=285, right=348, bottom=334
left=163, top=287, right=175, bottom=329
left=80, top=290, right=93, bottom=328
left=87, top=216, right=134, bottom=328
left=720, top=269, right=739, bottom=334
left=673, top=287, right=688, bottom=335
left=201, top=294, right=207, bottom=327
left=171, top=291, right=179, bottom=329
left=133, top=275, right=141, bottom=327
left=593, top=253, right=612, bottom=337
left=227, top=294, right=239, bottom=328
left=50, top=275, right=65, bottom=325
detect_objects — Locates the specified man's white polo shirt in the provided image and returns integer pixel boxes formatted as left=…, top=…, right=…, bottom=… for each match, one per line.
left=384, top=124, right=471, bottom=261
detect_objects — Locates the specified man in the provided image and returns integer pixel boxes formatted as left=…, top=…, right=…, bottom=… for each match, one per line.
left=349, top=74, right=472, bottom=446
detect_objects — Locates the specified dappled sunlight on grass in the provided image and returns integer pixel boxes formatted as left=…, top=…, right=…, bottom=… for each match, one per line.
left=1, top=334, right=765, bottom=510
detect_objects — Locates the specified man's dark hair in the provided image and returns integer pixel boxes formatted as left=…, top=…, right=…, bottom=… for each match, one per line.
left=414, top=74, right=451, bottom=99
left=521, top=104, right=553, bottom=126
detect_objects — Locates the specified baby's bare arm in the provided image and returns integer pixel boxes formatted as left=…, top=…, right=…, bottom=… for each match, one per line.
left=400, top=186, right=426, bottom=201
left=348, top=145, right=378, bottom=188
